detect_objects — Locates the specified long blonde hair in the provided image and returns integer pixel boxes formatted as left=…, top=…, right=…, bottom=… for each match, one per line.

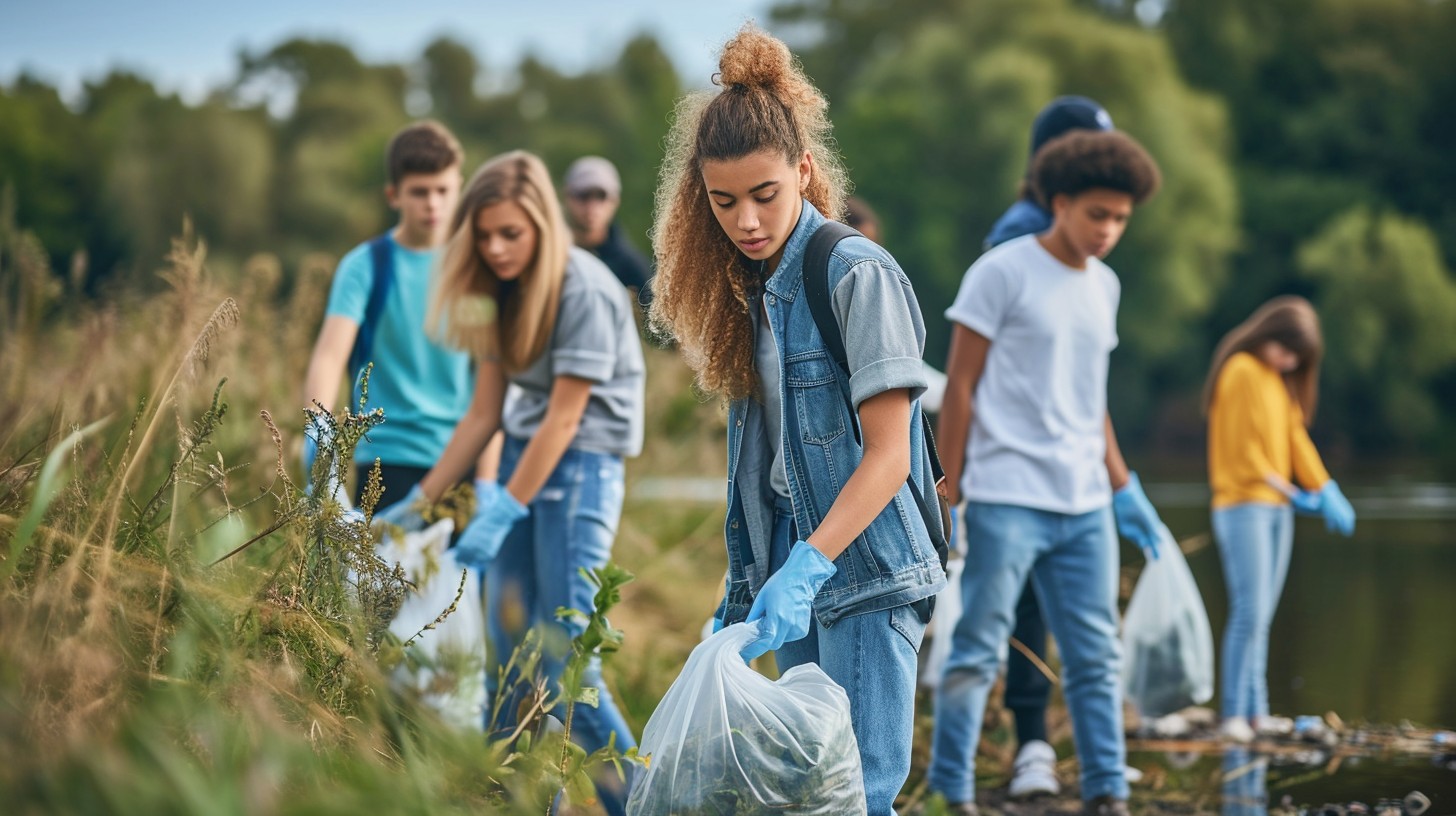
left=648, top=24, right=850, bottom=401
left=429, top=150, right=570, bottom=372
left=1203, top=295, right=1324, bottom=423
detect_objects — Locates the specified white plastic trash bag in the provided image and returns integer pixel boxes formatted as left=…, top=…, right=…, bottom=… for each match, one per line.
left=920, top=502, right=967, bottom=690
left=627, top=622, right=867, bottom=816
left=920, top=555, right=963, bottom=690
left=377, top=519, right=487, bottom=731
left=1120, top=526, right=1215, bottom=718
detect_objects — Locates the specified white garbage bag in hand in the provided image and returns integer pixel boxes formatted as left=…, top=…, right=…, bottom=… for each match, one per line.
left=1121, top=526, right=1215, bottom=718
left=627, top=622, right=867, bottom=816
left=377, top=519, right=487, bottom=731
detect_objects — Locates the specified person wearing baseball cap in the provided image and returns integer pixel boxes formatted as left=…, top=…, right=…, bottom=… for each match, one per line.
left=563, top=156, right=653, bottom=306
left=983, top=96, right=1114, bottom=251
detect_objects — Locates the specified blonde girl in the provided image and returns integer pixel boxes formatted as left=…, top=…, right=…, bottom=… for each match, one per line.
left=375, top=150, right=644, bottom=814
left=1204, top=295, right=1354, bottom=742
left=649, top=26, right=945, bottom=815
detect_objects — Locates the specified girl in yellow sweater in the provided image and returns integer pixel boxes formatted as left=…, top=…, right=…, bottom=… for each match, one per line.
left=1203, top=296, right=1355, bottom=742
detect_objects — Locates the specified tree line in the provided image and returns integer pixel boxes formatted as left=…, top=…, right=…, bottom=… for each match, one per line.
left=3, top=0, right=1454, bottom=466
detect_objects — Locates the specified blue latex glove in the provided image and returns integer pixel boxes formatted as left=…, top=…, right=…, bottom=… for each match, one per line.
left=1316, top=481, right=1356, bottom=536
left=453, top=480, right=528, bottom=571
left=1113, top=471, right=1161, bottom=560
left=373, top=484, right=427, bottom=533
left=740, top=541, right=837, bottom=661
left=1290, top=487, right=1323, bottom=516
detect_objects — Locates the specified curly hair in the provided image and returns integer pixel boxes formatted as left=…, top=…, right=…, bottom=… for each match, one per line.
left=648, top=24, right=850, bottom=401
left=1029, top=130, right=1161, bottom=208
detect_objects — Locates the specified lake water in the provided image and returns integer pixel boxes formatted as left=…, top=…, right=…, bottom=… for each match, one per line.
left=635, top=477, right=1456, bottom=807
left=1138, top=480, right=1456, bottom=808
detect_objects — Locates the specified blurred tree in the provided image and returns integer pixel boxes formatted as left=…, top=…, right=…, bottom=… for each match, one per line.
left=238, top=39, right=409, bottom=256
left=0, top=75, right=101, bottom=275
left=1297, top=207, right=1456, bottom=447
left=775, top=0, right=1239, bottom=435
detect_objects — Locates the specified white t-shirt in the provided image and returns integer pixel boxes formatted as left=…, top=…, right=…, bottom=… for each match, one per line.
left=944, top=235, right=1120, bottom=514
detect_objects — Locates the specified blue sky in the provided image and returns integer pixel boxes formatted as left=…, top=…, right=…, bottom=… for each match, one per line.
left=0, top=0, right=773, bottom=101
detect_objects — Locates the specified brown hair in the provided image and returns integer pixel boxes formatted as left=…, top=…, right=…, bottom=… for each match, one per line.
left=1030, top=130, right=1161, bottom=208
left=844, top=195, right=881, bottom=241
left=1203, top=295, right=1324, bottom=422
left=648, top=24, right=849, bottom=401
left=428, top=150, right=569, bottom=372
left=385, top=120, right=464, bottom=186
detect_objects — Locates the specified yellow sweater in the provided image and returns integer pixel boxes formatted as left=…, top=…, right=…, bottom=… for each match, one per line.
left=1208, top=352, right=1331, bottom=508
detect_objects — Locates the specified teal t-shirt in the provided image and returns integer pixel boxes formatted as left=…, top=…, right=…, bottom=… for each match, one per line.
left=324, top=236, right=473, bottom=469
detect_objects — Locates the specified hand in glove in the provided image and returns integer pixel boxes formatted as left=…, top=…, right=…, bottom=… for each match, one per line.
left=1290, top=487, right=1324, bottom=516
left=1113, top=471, right=1163, bottom=561
left=740, top=541, right=837, bottom=661
left=453, top=480, right=528, bottom=571
left=373, top=484, right=428, bottom=534
left=1314, top=480, right=1356, bottom=536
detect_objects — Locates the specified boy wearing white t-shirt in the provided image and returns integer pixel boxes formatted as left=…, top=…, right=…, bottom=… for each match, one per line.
left=928, top=130, right=1167, bottom=816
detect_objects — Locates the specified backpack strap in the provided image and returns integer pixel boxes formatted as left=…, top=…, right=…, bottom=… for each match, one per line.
left=801, top=221, right=952, bottom=574
left=802, top=220, right=860, bottom=375
left=348, top=233, right=396, bottom=382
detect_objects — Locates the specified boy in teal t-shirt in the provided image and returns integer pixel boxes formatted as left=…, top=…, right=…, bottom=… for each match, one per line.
left=301, top=120, right=471, bottom=503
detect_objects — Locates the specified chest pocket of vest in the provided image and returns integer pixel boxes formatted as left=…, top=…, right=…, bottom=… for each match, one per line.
left=786, top=350, right=847, bottom=445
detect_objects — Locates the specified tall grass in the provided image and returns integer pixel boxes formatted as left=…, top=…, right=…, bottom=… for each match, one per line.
left=0, top=219, right=657, bottom=814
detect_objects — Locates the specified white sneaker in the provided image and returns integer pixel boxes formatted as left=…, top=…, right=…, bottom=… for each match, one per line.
left=1255, top=715, right=1294, bottom=736
left=1220, top=716, right=1256, bottom=743
left=1008, top=739, right=1060, bottom=798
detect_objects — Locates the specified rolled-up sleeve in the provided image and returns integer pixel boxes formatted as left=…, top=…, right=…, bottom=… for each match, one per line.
left=831, top=259, right=929, bottom=407
left=550, top=289, right=618, bottom=383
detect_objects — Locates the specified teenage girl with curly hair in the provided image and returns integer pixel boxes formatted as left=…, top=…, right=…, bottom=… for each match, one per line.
left=649, top=25, right=946, bottom=814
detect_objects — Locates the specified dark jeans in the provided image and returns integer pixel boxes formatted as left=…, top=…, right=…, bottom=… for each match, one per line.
left=353, top=462, right=430, bottom=509
left=1006, top=571, right=1053, bottom=746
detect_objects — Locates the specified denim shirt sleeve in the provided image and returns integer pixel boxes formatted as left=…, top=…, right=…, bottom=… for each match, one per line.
left=828, top=247, right=929, bottom=408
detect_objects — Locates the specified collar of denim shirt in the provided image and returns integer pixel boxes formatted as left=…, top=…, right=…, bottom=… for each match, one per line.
left=760, top=198, right=827, bottom=304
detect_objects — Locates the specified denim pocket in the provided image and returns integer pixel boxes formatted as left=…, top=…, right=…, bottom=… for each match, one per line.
left=575, top=454, right=625, bottom=531
left=888, top=602, right=928, bottom=655
left=786, top=351, right=846, bottom=445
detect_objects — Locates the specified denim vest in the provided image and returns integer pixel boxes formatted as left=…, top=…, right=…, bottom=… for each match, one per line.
left=720, top=202, right=947, bottom=628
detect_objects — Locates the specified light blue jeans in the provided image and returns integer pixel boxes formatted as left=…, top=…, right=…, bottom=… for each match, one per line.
left=929, top=501, right=1128, bottom=803
left=767, top=498, right=929, bottom=816
left=487, top=436, right=635, bottom=816
left=1212, top=502, right=1293, bottom=722
left=1221, top=748, right=1269, bottom=816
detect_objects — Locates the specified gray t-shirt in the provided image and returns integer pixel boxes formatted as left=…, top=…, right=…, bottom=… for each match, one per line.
left=503, top=247, right=645, bottom=457
left=756, top=255, right=929, bottom=498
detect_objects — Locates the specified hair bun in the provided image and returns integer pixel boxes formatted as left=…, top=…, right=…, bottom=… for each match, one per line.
left=716, top=23, right=794, bottom=91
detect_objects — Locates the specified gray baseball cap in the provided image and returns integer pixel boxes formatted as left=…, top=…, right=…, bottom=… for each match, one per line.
left=564, top=156, right=621, bottom=198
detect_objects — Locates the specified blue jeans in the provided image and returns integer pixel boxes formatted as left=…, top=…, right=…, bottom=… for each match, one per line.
left=1212, top=502, right=1293, bottom=721
left=929, top=501, right=1128, bottom=803
left=487, top=436, right=635, bottom=816
left=767, top=498, right=928, bottom=816
left=1221, top=748, right=1269, bottom=816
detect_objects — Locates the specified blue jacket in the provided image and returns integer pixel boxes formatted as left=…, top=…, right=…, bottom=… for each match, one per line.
left=719, top=203, right=947, bottom=628
left=984, top=198, right=1052, bottom=250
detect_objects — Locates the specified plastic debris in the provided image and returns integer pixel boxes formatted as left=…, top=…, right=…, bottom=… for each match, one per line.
left=1403, top=792, right=1431, bottom=816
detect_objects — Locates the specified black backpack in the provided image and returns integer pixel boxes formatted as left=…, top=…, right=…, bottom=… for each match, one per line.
left=801, top=221, right=953, bottom=575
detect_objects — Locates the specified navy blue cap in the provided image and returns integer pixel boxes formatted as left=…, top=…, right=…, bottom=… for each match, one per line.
left=1030, top=96, right=1114, bottom=156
